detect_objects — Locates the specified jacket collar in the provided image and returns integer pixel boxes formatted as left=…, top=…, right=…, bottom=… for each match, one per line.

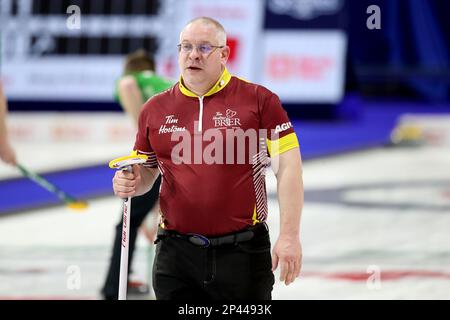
left=179, top=67, right=232, bottom=98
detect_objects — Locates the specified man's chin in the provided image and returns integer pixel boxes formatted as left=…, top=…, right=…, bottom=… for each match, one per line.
left=183, top=72, right=205, bottom=83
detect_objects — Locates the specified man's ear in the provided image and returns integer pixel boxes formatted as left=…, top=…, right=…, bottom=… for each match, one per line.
left=221, top=45, right=231, bottom=64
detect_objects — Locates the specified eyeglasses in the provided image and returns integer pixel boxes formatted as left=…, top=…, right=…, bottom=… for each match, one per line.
left=177, top=43, right=224, bottom=55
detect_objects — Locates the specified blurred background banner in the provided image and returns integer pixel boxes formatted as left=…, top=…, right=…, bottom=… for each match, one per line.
left=0, top=0, right=347, bottom=105
left=1, top=0, right=173, bottom=101
left=261, top=30, right=347, bottom=103
left=0, top=0, right=264, bottom=102
left=261, top=0, right=348, bottom=103
left=2, top=0, right=449, bottom=107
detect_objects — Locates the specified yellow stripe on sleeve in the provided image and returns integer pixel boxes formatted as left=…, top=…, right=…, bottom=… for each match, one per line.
left=267, top=132, right=299, bottom=157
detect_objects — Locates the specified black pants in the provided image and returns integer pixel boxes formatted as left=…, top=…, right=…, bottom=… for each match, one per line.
left=101, top=176, right=161, bottom=300
left=153, top=223, right=275, bottom=300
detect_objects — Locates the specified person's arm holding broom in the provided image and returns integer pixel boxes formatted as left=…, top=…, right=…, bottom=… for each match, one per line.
left=0, top=81, right=17, bottom=166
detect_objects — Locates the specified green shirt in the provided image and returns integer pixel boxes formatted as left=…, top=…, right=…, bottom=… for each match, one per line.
left=115, top=70, right=174, bottom=104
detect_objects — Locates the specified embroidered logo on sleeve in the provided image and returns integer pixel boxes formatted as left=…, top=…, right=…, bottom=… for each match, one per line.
left=274, top=121, right=293, bottom=134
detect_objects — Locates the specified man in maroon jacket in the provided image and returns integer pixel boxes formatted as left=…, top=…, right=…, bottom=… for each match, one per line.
left=112, top=17, right=304, bottom=300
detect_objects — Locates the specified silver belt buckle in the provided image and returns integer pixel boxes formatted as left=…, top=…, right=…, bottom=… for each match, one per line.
left=187, top=233, right=210, bottom=247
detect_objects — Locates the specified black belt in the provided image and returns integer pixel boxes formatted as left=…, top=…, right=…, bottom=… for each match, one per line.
left=155, top=223, right=268, bottom=248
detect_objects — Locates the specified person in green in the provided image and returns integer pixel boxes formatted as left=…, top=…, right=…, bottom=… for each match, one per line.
left=101, top=49, right=173, bottom=300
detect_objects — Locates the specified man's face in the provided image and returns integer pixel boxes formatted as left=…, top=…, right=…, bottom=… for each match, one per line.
left=178, top=23, right=229, bottom=89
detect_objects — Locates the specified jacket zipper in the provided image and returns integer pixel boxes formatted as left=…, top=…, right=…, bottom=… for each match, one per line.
left=198, top=96, right=204, bottom=132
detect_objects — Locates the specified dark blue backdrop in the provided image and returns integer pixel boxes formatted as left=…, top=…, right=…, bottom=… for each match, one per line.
left=264, top=0, right=449, bottom=103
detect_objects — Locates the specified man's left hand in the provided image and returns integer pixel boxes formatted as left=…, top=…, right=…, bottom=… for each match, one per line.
left=272, top=236, right=302, bottom=285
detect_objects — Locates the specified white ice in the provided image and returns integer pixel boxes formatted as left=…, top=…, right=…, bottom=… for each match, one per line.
left=0, top=140, right=449, bottom=300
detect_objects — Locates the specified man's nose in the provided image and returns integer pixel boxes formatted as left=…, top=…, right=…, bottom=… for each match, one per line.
left=188, top=47, right=201, bottom=59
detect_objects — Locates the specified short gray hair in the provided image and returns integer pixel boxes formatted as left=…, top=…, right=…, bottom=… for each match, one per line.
left=181, top=17, right=227, bottom=46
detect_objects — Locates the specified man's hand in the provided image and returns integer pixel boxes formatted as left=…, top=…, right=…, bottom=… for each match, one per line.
left=0, top=141, right=17, bottom=166
left=272, top=236, right=302, bottom=285
left=112, top=164, right=143, bottom=198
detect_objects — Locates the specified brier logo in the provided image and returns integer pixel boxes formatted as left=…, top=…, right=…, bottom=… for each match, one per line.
left=213, top=109, right=241, bottom=129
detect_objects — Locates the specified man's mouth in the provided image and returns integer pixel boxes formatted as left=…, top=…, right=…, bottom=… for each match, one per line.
left=187, top=66, right=202, bottom=71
